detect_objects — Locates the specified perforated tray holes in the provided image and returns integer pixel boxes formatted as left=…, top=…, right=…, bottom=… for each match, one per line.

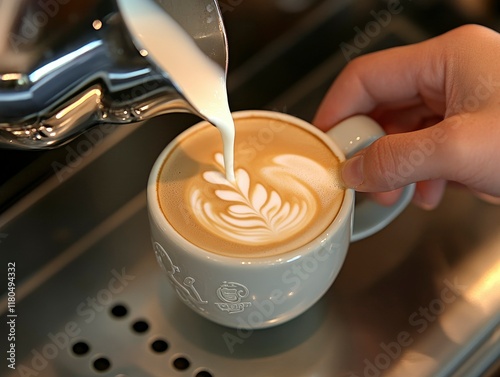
left=110, top=303, right=129, bottom=318
left=72, top=340, right=90, bottom=356
left=70, top=338, right=113, bottom=373
left=172, top=355, right=191, bottom=371
left=194, top=369, right=214, bottom=377
left=150, top=338, right=169, bottom=353
left=92, top=355, right=111, bottom=372
left=131, top=319, right=150, bottom=333
left=107, top=301, right=215, bottom=376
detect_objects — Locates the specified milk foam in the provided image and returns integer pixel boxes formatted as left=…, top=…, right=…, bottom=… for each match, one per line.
left=158, top=117, right=345, bottom=258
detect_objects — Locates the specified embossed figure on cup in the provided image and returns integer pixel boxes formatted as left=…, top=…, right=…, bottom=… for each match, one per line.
left=153, top=242, right=208, bottom=311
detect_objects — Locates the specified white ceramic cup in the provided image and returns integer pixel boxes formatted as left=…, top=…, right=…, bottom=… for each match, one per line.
left=148, top=110, right=415, bottom=329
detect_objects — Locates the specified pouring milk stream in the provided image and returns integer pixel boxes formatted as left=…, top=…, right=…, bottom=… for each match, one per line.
left=118, top=0, right=235, bottom=181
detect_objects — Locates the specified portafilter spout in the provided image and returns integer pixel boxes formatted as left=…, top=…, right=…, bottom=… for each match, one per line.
left=0, top=0, right=228, bottom=149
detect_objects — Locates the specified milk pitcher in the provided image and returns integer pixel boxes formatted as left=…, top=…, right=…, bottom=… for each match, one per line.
left=0, top=0, right=227, bottom=149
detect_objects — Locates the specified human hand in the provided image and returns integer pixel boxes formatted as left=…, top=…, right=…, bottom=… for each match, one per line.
left=314, top=24, right=500, bottom=209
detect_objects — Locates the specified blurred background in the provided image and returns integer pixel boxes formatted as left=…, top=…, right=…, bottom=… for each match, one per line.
left=1, top=1, right=499, bottom=376
left=1, top=0, right=500, bottom=211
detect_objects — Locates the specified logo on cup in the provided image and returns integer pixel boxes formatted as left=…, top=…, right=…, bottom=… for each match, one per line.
left=215, top=281, right=252, bottom=314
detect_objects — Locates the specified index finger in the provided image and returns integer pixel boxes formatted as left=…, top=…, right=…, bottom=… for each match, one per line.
left=313, top=37, right=446, bottom=131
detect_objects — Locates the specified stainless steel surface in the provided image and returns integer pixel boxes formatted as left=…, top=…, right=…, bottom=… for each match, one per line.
left=0, top=0, right=227, bottom=149
left=1, top=1, right=499, bottom=376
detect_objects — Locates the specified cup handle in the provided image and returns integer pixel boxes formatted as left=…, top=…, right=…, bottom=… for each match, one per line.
left=326, top=115, right=416, bottom=241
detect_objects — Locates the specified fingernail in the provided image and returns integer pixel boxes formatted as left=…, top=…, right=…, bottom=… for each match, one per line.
left=342, top=155, right=364, bottom=188
left=413, top=190, right=438, bottom=211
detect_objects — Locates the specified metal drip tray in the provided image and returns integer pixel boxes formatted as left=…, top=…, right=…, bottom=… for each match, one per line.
left=2, top=183, right=500, bottom=376
left=1, top=1, right=499, bottom=376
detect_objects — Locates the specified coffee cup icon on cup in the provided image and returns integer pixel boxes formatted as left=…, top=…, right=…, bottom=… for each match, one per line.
left=148, top=110, right=415, bottom=329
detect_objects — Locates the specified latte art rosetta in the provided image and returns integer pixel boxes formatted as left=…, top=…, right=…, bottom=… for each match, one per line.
left=190, top=153, right=328, bottom=245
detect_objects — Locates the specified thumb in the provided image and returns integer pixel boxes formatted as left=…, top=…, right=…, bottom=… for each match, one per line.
left=340, top=123, right=451, bottom=192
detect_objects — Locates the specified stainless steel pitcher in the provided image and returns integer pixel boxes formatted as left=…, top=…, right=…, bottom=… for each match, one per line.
left=0, top=0, right=228, bottom=149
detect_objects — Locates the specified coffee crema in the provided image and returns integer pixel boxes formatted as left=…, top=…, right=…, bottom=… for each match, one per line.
left=157, top=115, right=345, bottom=258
